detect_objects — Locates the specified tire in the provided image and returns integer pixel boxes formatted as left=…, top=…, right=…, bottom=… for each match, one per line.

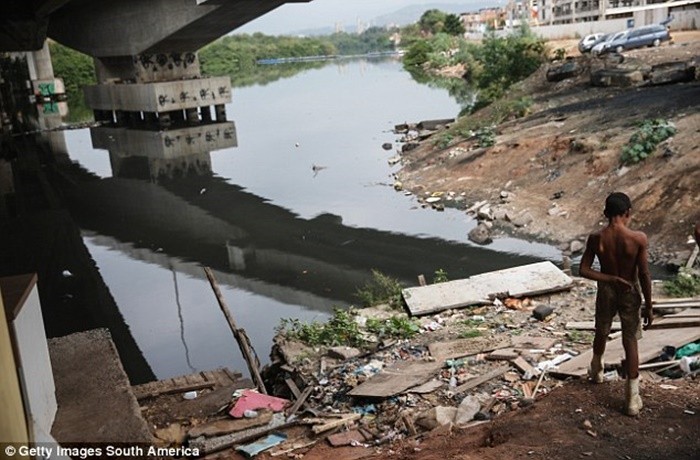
left=615, top=45, right=624, bottom=53
left=653, top=38, right=661, bottom=47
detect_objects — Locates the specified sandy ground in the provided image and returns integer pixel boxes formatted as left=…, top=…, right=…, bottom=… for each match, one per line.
left=395, top=31, right=700, bottom=268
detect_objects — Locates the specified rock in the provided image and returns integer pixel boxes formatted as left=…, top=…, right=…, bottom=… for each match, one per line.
left=546, top=59, right=580, bottom=82
left=569, top=240, right=585, bottom=254
left=477, top=205, right=493, bottom=221
left=327, top=346, right=361, bottom=360
left=508, top=211, right=533, bottom=227
left=455, top=396, right=481, bottom=425
left=648, top=61, right=696, bottom=86
left=548, top=206, right=560, bottom=216
left=382, top=142, right=393, bottom=150
left=591, top=69, right=645, bottom=87
left=393, top=181, right=403, bottom=191
left=415, top=406, right=458, bottom=430
left=468, top=223, right=492, bottom=245
left=493, top=208, right=508, bottom=221
left=402, top=142, right=420, bottom=152
left=533, top=305, right=555, bottom=321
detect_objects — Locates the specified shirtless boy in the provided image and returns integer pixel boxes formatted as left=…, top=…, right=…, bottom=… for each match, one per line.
left=579, top=192, right=653, bottom=416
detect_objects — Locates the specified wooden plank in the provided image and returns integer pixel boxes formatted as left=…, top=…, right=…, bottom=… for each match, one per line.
left=686, top=245, right=699, bottom=269
left=648, top=318, right=700, bottom=329
left=512, top=357, right=540, bottom=377
left=453, top=365, right=510, bottom=394
left=660, top=309, right=700, bottom=319
left=348, top=361, right=443, bottom=398
left=286, top=385, right=313, bottom=418
left=653, top=297, right=700, bottom=304
left=204, top=267, right=267, bottom=395
left=566, top=321, right=621, bottom=331
left=429, top=337, right=511, bottom=360
left=487, top=348, right=522, bottom=361
left=312, top=414, right=362, bottom=434
left=403, top=261, right=573, bottom=316
left=510, top=336, right=558, bottom=350
left=132, top=367, right=238, bottom=400
left=653, top=303, right=700, bottom=309
left=553, top=327, right=700, bottom=377
left=188, top=412, right=273, bottom=438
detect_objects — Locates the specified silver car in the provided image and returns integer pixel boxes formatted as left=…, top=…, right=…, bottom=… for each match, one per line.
left=593, top=25, right=670, bottom=55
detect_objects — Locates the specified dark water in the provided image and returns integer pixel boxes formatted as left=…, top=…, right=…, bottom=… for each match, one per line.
left=2, top=57, right=561, bottom=383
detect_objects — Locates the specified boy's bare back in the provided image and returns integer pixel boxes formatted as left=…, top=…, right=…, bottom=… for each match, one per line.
left=589, top=225, right=648, bottom=285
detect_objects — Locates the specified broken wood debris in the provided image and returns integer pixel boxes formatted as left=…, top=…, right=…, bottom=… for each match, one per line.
left=204, top=266, right=267, bottom=395
left=454, top=365, right=510, bottom=394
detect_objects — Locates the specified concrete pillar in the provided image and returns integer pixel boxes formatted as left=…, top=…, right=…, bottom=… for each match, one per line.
left=26, top=42, right=54, bottom=81
left=215, top=104, right=227, bottom=122
left=185, top=108, right=199, bottom=124
left=200, top=106, right=212, bottom=122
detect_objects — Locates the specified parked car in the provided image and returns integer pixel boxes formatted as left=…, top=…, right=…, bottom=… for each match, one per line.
left=591, top=30, right=627, bottom=55
left=592, top=24, right=670, bottom=55
left=578, top=33, right=607, bottom=53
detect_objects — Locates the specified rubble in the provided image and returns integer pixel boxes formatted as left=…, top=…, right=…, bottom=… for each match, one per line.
left=131, top=270, right=700, bottom=459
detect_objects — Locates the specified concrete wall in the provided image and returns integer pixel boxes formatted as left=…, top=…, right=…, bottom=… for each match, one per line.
left=0, top=284, right=29, bottom=444
left=530, top=18, right=631, bottom=39
left=3, top=275, right=57, bottom=441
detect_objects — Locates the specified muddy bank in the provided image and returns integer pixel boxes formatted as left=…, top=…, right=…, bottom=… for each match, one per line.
left=392, top=34, right=700, bottom=269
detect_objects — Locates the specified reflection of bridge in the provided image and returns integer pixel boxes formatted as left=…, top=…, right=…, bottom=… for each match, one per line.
left=58, top=143, right=542, bottom=305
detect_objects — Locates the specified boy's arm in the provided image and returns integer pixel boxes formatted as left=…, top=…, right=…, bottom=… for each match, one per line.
left=636, top=233, right=653, bottom=329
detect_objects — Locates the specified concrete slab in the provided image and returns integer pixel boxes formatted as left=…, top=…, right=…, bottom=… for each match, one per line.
left=402, top=261, right=573, bottom=316
left=49, top=329, right=153, bottom=443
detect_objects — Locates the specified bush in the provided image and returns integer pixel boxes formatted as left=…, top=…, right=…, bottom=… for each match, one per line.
left=366, top=316, right=420, bottom=340
left=355, top=270, right=405, bottom=309
left=620, top=119, right=676, bottom=165
left=664, top=268, right=700, bottom=297
left=277, top=308, right=366, bottom=347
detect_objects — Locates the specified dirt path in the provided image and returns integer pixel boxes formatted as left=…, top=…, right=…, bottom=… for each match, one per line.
left=395, top=32, right=700, bottom=268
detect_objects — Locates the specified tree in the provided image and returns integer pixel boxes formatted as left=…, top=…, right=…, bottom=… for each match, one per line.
left=444, top=14, right=466, bottom=36
left=419, top=9, right=447, bottom=34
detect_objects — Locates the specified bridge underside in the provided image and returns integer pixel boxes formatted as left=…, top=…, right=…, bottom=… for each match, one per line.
left=2, top=0, right=311, bottom=53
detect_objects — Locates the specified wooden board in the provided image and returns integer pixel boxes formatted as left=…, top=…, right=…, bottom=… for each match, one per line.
left=553, top=327, right=700, bottom=377
left=566, top=321, right=621, bottom=331
left=403, top=261, right=573, bottom=316
left=347, top=360, right=443, bottom=398
left=653, top=303, right=700, bottom=309
left=429, top=336, right=512, bottom=360
left=132, top=367, right=243, bottom=400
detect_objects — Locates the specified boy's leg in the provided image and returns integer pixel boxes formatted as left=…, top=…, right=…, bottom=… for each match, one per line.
left=590, top=284, right=614, bottom=383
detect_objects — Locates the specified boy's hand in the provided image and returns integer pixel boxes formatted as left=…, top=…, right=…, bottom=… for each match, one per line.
left=642, top=304, right=653, bottom=330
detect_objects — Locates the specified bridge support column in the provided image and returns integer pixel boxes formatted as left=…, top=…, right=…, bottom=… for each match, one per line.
left=85, top=52, right=236, bottom=182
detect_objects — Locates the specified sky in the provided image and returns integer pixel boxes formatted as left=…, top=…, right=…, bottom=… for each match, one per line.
left=236, top=0, right=496, bottom=35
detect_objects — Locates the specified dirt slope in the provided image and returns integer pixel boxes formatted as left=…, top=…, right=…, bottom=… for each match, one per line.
left=395, top=32, right=700, bottom=267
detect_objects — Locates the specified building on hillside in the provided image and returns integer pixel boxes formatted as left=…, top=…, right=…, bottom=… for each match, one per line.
left=539, top=0, right=699, bottom=25
left=460, top=7, right=507, bottom=34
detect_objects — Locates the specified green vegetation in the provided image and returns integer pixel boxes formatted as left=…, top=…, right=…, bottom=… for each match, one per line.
left=418, top=9, right=465, bottom=36
left=199, top=30, right=395, bottom=85
left=366, top=316, right=420, bottom=340
left=620, top=119, right=676, bottom=165
left=355, top=269, right=405, bottom=310
left=664, top=268, right=700, bottom=297
left=48, top=41, right=96, bottom=121
left=277, top=308, right=365, bottom=347
left=276, top=308, right=419, bottom=347
left=403, top=24, right=546, bottom=111
left=433, top=269, right=449, bottom=284
left=567, top=330, right=593, bottom=343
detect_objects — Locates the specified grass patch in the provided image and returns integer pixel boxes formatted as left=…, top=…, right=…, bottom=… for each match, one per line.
left=277, top=308, right=366, bottom=347
left=366, top=316, right=420, bottom=340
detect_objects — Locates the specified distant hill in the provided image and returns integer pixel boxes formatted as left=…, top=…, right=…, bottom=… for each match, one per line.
left=290, top=2, right=498, bottom=36
left=372, top=2, right=495, bottom=28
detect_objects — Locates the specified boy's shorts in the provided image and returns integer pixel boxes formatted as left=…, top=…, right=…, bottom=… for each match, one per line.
left=595, top=281, right=642, bottom=340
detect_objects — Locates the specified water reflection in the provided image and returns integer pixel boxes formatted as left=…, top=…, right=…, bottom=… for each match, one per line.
left=2, top=57, right=561, bottom=383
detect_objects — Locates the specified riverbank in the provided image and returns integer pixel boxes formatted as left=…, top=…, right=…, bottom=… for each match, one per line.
left=393, top=32, right=700, bottom=269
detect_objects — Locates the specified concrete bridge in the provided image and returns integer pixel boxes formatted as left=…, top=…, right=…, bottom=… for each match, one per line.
left=3, top=0, right=311, bottom=160
left=2, top=0, right=309, bottom=53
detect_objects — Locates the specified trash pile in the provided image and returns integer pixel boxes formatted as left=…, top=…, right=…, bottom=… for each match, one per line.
left=137, top=274, right=700, bottom=458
